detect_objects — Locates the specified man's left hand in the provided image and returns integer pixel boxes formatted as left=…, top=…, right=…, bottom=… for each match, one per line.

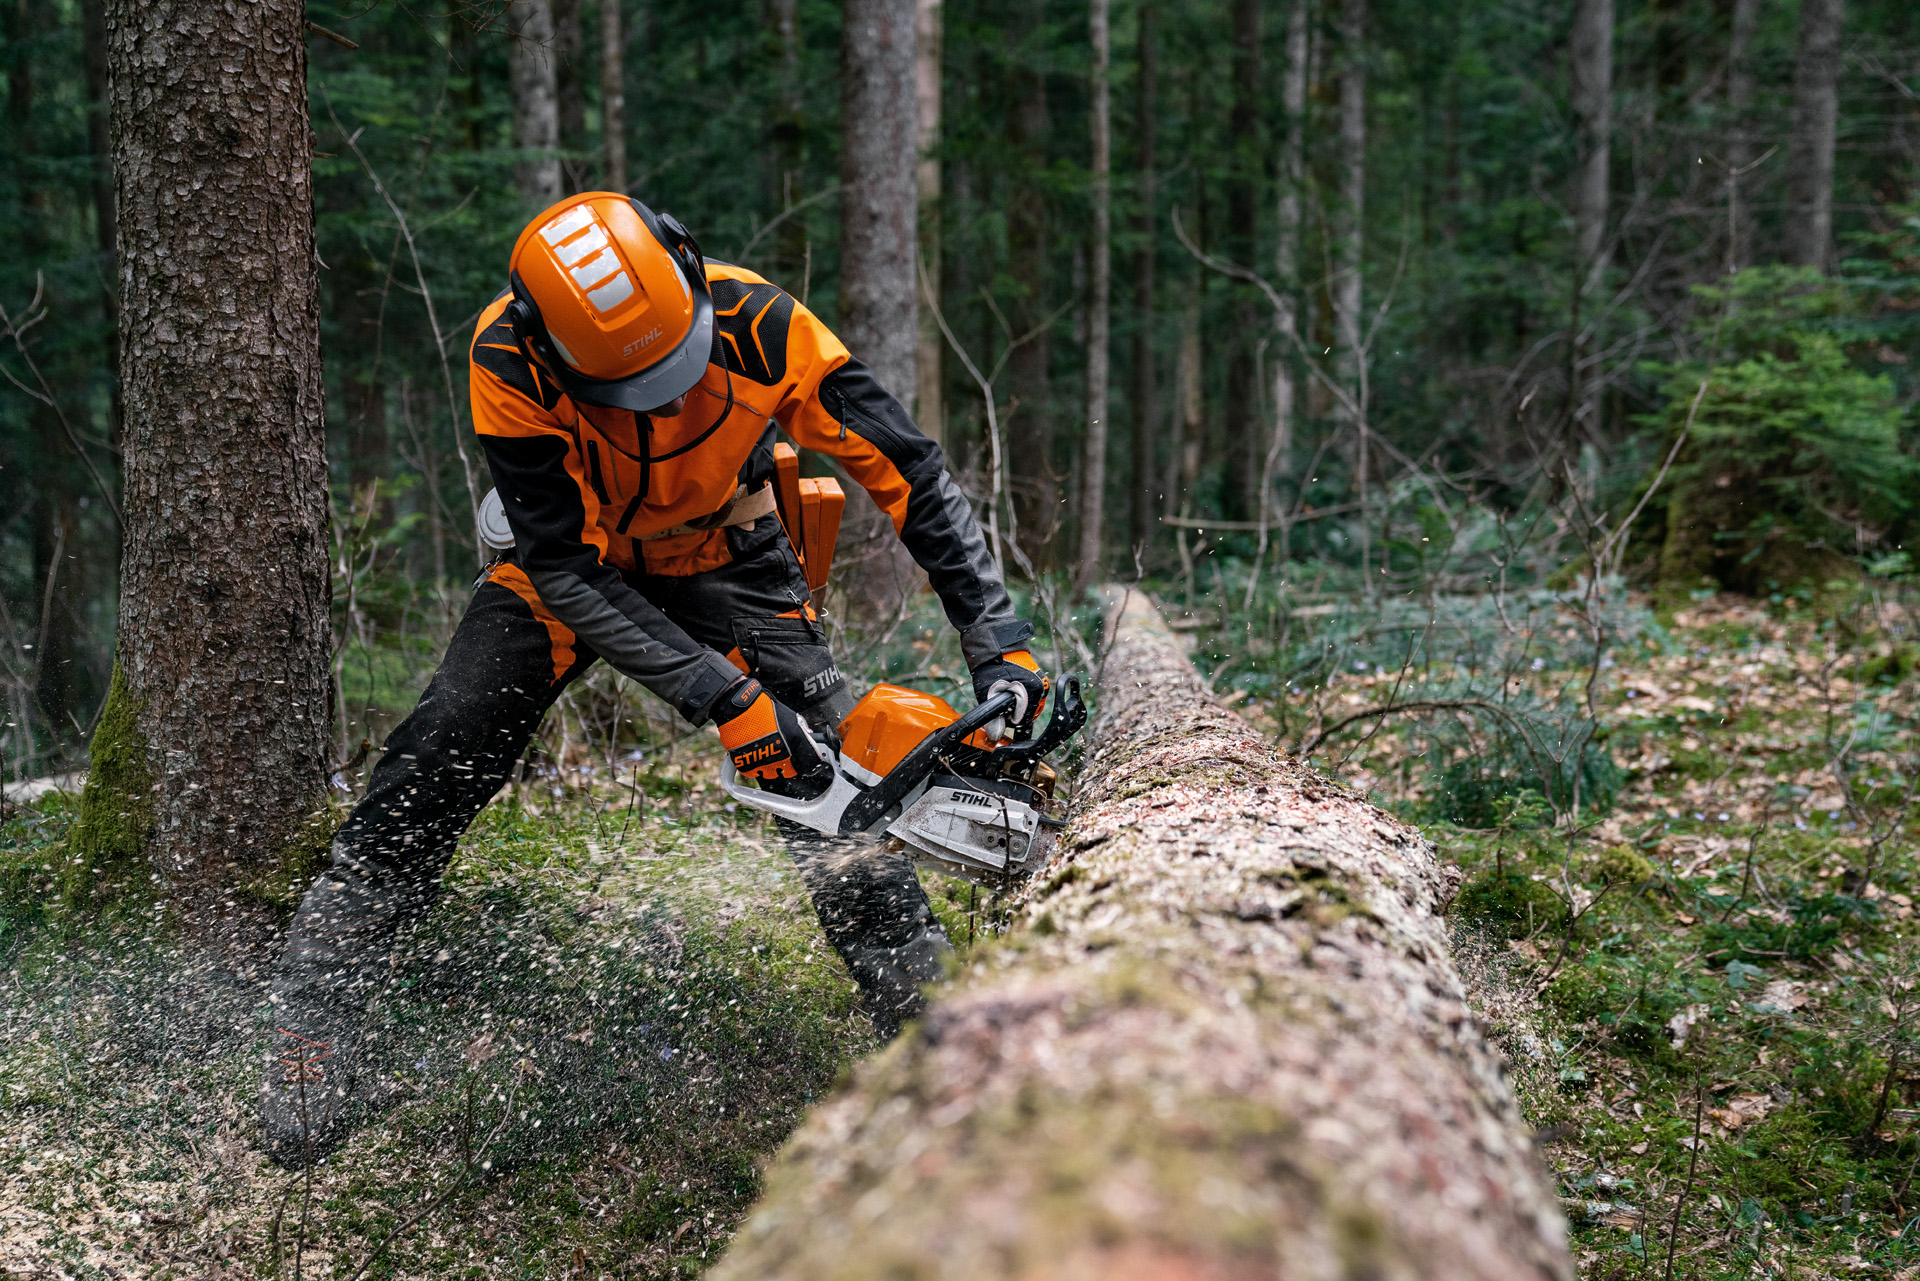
left=971, top=649, right=1050, bottom=739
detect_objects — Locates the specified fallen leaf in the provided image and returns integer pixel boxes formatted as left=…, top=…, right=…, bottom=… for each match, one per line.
left=1752, top=980, right=1806, bottom=1014
left=1668, top=1002, right=1711, bottom=1049
left=1708, top=1094, right=1773, bottom=1130
left=464, top=1030, right=498, bottom=1069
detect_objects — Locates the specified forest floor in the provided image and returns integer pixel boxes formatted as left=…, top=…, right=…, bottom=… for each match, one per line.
left=2, top=580, right=1916, bottom=1279
left=0, top=759, right=901, bottom=1278
left=1189, top=583, right=1920, bottom=1280
left=0, top=598, right=1058, bottom=1281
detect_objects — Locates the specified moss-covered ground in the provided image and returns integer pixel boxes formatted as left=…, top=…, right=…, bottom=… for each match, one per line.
left=0, top=587, right=1088, bottom=1278
left=1190, top=581, right=1920, bottom=1279
left=1, top=754, right=893, bottom=1277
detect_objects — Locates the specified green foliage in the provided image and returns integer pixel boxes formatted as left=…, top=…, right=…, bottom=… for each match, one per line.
left=1431, top=740, right=1621, bottom=828
left=1654, top=268, right=1915, bottom=593
left=0, top=779, right=878, bottom=1273
left=1452, top=869, right=1564, bottom=941
left=1595, top=844, right=1656, bottom=887
left=63, top=660, right=150, bottom=907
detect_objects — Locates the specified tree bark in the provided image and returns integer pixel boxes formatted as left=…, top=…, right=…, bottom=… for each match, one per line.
left=770, top=0, right=807, bottom=280
left=1074, top=0, right=1111, bottom=592
left=1725, top=0, right=1760, bottom=270
left=711, top=589, right=1574, bottom=1281
left=914, top=0, right=944, bottom=445
left=1226, top=0, right=1261, bottom=522
left=600, top=0, right=627, bottom=192
left=1128, top=1, right=1158, bottom=556
left=553, top=0, right=588, bottom=192
left=77, top=0, right=332, bottom=918
left=508, top=0, right=563, bottom=205
left=1568, top=0, right=1612, bottom=442
left=1332, top=0, right=1367, bottom=573
left=1007, top=57, right=1054, bottom=567
left=835, top=0, right=923, bottom=619
left=1167, top=289, right=1203, bottom=520
left=1271, top=0, right=1308, bottom=528
left=1784, top=0, right=1844, bottom=270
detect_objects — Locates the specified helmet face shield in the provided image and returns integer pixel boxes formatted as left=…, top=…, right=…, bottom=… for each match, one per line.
left=506, top=194, right=716, bottom=413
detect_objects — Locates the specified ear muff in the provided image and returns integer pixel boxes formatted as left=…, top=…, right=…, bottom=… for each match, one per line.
left=503, top=280, right=566, bottom=377
left=627, top=199, right=710, bottom=305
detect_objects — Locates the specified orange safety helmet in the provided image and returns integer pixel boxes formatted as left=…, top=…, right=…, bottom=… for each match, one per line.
left=504, top=192, right=715, bottom=412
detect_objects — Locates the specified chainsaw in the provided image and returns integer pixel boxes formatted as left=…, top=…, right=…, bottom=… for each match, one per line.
left=720, top=676, right=1086, bottom=890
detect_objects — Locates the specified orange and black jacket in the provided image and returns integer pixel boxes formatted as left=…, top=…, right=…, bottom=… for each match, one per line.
left=470, top=259, right=1030, bottom=724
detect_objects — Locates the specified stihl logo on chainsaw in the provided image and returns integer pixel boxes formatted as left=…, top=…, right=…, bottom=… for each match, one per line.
left=802, top=665, right=844, bottom=699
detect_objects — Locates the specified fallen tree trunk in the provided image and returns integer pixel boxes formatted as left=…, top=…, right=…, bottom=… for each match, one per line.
left=711, top=590, right=1571, bottom=1281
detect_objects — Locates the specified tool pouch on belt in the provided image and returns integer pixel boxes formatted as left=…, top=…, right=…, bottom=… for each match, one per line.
left=770, top=442, right=844, bottom=594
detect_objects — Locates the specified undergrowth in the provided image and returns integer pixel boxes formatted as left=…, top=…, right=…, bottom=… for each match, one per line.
left=1181, top=562, right=1920, bottom=1280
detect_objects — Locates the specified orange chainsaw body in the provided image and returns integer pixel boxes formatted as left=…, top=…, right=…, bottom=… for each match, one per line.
left=837, top=684, right=991, bottom=782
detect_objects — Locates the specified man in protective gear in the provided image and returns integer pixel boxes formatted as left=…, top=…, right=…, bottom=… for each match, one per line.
left=259, top=193, right=1049, bottom=1167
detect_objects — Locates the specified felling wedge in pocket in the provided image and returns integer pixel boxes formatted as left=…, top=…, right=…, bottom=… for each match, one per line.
left=771, top=441, right=844, bottom=594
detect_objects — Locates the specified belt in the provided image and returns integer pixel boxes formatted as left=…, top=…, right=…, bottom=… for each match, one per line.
left=636, top=483, right=778, bottom=542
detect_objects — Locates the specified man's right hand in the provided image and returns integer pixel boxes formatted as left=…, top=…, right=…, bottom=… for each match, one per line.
left=713, top=677, right=829, bottom=782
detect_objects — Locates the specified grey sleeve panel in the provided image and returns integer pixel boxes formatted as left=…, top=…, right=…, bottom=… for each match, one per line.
left=960, top=612, right=1037, bottom=670
left=929, top=469, right=1033, bottom=667
left=526, top=567, right=740, bottom=721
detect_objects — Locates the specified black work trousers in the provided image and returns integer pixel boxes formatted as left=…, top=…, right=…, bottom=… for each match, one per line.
left=268, top=523, right=941, bottom=1048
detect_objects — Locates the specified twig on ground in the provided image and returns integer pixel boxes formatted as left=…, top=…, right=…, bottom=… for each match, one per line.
left=1663, top=1077, right=1706, bottom=1281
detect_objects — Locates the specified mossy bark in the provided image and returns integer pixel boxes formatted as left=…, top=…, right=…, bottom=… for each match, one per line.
left=65, top=660, right=152, bottom=905
left=709, top=589, right=1572, bottom=1281
left=1658, top=468, right=1858, bottom=597
left=107, top=0, right=334, bottom=929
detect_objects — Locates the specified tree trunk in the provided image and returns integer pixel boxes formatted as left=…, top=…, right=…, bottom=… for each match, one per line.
left=600, top=0, right=627, bottom=192
left=1568, top=0, right=1612, bottom=442
left=10, top=0, right=80, bottom=759
left=553, top=0, right=588, bottom=192
left=508, top=0, right=563, bottom=205
left=1271, top=0, right=1308, bottom=526
left=1007, top=59, right=1054, bottom=568
left=1784, top=0, right=1844, bottom=270
left=1725, top=0, right=1760, bottom=270
left=81, top=0, right=120, bottom=444
left=74, top=0, right=332, bottom=919
left=914, top=0, right=944, bottom=445
left=711, top=589, right=1574, bottom=1281
left=1128, top=0, right=1158, bottom=557
left=1332, top=0, right=1367, bottom=572
left=1074, top=0, right=1111, bottom=592
left=770, top=0, right=807, bottom=279
left=1226, top=0, right=1261, bottom=522
left=1166, top=290, right=1203, bottom=520
left=835, top=0, right=922, bottom=620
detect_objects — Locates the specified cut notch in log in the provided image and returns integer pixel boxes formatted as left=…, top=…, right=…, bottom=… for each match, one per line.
left=711, top=588, right=1572, bottom=1281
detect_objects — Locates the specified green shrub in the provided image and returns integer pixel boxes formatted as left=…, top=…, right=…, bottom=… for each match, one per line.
left=1430, top=735, right=1621, bottom=827
left=1452, top=870, right=1565, bottom=940
left=1596, top=845, right=1656, bottom=887
left=1651, top=267, right=1914, bottom=594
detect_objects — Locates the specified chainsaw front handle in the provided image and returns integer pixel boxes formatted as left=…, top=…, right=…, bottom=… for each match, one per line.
left=718, top=754, right=871, bottom=836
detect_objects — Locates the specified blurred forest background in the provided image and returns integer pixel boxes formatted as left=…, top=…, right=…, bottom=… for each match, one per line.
left=1, top=0, right=1917, bottom=778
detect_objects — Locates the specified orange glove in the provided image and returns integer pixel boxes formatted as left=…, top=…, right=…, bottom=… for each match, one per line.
left=712, top=677, right=828, bottom=781
left=970, top=649, right=1050, bottom=737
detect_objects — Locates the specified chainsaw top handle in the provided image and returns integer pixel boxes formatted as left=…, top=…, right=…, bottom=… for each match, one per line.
left=981, top=673, right=1086, bottom=765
